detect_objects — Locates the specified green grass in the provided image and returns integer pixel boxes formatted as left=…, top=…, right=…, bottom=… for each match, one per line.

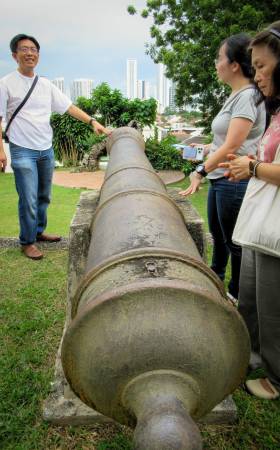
left=0, top=248, right=67, bottom=449
left=0, top=248, right=132, bottom=449
left=0, top=172, right=84, bottom=237
left=1, top=173, right=279, bottom=449
left=0, top=249, right=279, bottom=449
left=0, top=171, right=208, bottom=238
left=169, top=176, right=209, bottom=227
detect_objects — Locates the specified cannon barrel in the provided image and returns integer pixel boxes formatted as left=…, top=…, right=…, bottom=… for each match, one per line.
left=62, top=127, right=250, bottom=450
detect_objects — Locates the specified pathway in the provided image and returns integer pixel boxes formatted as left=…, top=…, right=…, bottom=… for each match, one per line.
left=3, top=140, right=185, bottom=189
left=52, top=169, right=185, bottom=189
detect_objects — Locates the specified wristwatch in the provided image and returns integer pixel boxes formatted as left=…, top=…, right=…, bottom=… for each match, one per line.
left=195, top=164, right=208, bottom=177
left=88, top=117, right=96, bottom=126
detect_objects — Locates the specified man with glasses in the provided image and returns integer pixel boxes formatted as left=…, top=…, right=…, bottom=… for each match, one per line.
left=0, top=34, right=110, bottom=260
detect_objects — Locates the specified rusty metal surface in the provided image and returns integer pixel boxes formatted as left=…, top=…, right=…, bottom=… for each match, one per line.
left=62, top=127, right=250, bottom=450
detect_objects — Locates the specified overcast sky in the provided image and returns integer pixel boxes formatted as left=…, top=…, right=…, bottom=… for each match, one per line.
left=0, top=0, right=158, bottom=94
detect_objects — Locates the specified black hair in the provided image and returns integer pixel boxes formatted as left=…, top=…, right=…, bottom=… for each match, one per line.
left=10, top=34, right=40, bottom=53
left=251, top=21, right=280, bottom=115
left=220, top=33, right=253, bottom=79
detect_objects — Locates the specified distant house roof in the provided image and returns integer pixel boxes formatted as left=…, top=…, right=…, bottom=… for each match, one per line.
left=169, top=131, right=190, bottom=142
left=181, top=135, right=205, bottom=145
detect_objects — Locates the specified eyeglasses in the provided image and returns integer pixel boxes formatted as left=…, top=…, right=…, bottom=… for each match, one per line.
left=17, top=46, right=39, bottom=54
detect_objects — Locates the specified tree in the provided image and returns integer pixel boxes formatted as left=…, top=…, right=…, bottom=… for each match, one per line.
left=128, top=1, right=280, bottom=130
left=91, top=83, right=126, bottom=126
left=76, top=97, right=96, bottom=116
left=51, top=82, right=157, bottom=164
left=91, top=82, right=157, bottom=127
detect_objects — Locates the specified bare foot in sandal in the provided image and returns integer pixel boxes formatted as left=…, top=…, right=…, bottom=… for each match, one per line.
left=245, top=378, right=279, bottom=400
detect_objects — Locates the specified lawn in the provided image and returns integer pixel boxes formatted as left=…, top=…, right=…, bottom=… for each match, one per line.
left=0, top=171, right=209, bottom=238
left=171, top=175, right=209, bottom=226
left=0, top=172, right=279, bottom=449
left=0, top=172, right=84, bottom=238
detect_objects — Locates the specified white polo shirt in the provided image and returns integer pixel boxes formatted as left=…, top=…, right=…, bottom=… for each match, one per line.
left=0, top=70, right=72, bottom=150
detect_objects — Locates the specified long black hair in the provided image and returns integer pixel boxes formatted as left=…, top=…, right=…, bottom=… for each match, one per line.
left=220, top=33, right=253, bottom=79
left=251, top=21, right=280, bottom=115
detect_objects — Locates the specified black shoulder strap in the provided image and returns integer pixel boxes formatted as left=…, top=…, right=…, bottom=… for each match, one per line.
left=5, top=75, right=39, bottom=135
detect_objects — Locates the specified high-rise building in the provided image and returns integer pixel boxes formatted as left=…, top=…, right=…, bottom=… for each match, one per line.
left=51, top=77, right=65, bottom=93
left=137, top=80, right=145, bottom=99
left=144, top=81, right=151, bottom=99
left=147, top=83, right=157, bottom=100
left=137, top=80, right=153, bottom=100
left=126, top=59, right=137, bottom=99
left=169, top=81, right=177, bottom=110
left=137, top=80, right=151, bottom=100
left=157, top=64, right=170, bottom=113
left=71, top=79, right=94, bottom=103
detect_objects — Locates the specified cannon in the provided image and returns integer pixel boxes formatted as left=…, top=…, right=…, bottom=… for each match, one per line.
left=62, top=127, right=250, bottom=450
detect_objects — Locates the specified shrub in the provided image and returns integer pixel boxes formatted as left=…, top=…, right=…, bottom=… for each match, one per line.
left=82, top=133, right=107, bottom=155
left=145, top=135, right=195, bottom=175
left=51, top=82, right=157, bottom=166
left=51, top=114, right=106, bottom=166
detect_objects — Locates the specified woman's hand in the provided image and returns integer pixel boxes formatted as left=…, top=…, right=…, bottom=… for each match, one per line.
left=179, top=172, right=202, bottom=196
left=219, top=154, right=255, bottom=181
left=201, top=143, right=212, bottom=157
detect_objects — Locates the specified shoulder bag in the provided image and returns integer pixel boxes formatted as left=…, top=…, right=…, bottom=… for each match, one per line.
left=232, top=145, right=280, bottom=257
left=4, top=75, right=39, bottom=143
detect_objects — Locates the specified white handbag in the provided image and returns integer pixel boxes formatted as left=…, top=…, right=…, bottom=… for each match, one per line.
left=232, top=145, right=280, bottom=257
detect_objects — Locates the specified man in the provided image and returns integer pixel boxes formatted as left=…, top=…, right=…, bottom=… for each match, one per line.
left=0, top=34, right=110, bottom=260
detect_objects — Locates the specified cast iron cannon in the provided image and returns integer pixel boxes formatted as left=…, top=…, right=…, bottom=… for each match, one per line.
left=62, top=127, right=250, bottom=450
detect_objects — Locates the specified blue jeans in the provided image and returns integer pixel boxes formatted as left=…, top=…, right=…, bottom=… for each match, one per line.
left=10, top=143, right=55, bottom=245
left=207, top=177, right=248, bottom=298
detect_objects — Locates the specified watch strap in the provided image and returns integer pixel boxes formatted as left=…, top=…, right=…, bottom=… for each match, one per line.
left=89, top=117, right=96, bottom=126
left=196, top=164, right=208, bottom=177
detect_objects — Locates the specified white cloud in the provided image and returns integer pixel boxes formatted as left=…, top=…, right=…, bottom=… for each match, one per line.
left=0, top=0, right=158, bottom=89
left=1, top=0, right=153, bottom=50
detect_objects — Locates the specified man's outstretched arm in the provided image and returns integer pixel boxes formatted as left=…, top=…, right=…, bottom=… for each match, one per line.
left=67, top=105, right=111, bottom=135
